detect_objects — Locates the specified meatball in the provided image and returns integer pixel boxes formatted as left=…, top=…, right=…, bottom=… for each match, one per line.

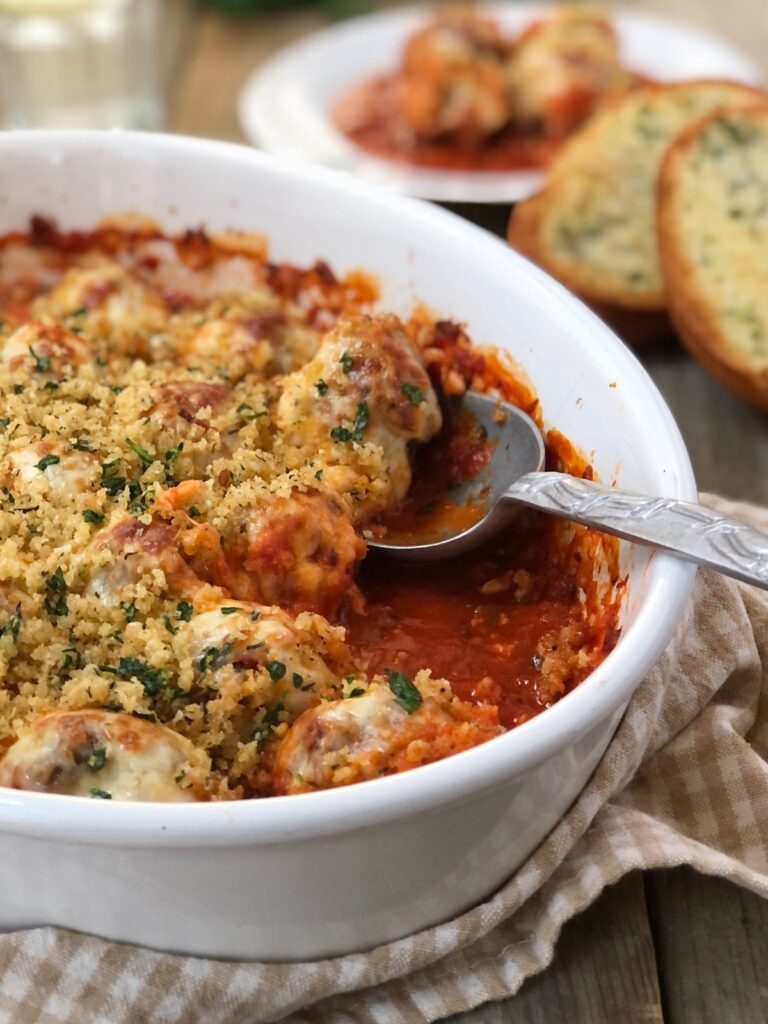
left=85, top=515, right=203, bottom=604
left=0, top=710, right=202, bottom=801
left=274, top=681, right=502, bottom=794
left=273, top=684, right=408, bottom=794
left=277, top=314, right=442, bottom=522
left=180, top=601, right=346, bottom=717
left=397, top=6, right=512, bottom=146
left=192, top=489, right=366, bottom=618
left=0, top=322, right=93, bottom=378
left=7, top=441, right=97, bottom=501
left=508, top=8, right=631, bottom=135
left=174, top=317, right=274, bottom=380
left=35, top=260, right=167, bottom=354
left=147, top=380, right=238, bottom=473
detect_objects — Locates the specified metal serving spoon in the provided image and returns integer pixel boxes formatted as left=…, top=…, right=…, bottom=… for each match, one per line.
left=371, top=392, right=768, bottom=590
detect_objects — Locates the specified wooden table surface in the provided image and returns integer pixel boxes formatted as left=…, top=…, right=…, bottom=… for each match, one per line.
left=163, top=2, right=768, bottom=1021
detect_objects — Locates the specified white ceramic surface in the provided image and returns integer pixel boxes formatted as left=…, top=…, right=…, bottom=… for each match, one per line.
left=0, top=131, right=696, bottom=961
left=238, top=3, right=765, bottom=203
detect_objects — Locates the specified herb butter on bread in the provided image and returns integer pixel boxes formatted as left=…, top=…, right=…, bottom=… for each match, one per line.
left=508, top=80, right=764, bottom=312
left=658, top=104, right=768, bottom=408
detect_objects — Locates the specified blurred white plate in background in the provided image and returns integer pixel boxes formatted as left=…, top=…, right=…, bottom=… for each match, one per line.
left=238, top=3, right=764, bottom=204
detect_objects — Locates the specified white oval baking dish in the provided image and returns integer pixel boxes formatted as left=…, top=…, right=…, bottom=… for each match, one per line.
left=0, top=131, right=696, bottom=961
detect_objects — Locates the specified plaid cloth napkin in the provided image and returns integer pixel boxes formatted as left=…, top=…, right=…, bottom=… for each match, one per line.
left=3, top=493, right=768, bottom=1024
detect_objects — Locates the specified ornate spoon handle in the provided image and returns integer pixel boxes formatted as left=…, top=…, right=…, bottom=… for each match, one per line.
left=506, top=472, right=768, bottom=590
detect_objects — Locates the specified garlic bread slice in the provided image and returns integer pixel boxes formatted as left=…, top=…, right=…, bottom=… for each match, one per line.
left=658, top=104, right=768, bottom=408
left=508, top=80, right=765, bottom=311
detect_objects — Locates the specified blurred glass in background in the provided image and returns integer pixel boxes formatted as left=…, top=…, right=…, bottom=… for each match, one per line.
left=0, top=0, right=162, bottom=129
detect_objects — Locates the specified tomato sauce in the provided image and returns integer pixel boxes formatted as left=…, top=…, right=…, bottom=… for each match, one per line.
left=333, top=74, right=563, bottom=173
left=346, top=404, right=622, bottom=730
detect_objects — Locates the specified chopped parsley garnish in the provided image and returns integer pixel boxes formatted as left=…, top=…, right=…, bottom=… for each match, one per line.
left=340, top=350, right=353, bottom=374
left=0, top=417, right=9, bottom=429
left=187, top=505, right=200, bottom=518
left=83, top=747, right=107, bottom=772
left=44, top=381, right=60, bottom=392
left=67, top=306, right=88, bottom=319
left=176, top=600, right=193, bottom=622
left=236, top=402, right=266, bottom=420
left=0, top=609, right=21, bottom=642
left=292, top=672, right=304, bottom=688
left=83, top=509, right=105, bottom=525
left=125, top=437, right=154, bottom=465
left=61, top=646, right=81, bottom=671
left=386, top=669, right=422, bottom=714
left=44, top=567, right=69, bottom=617
left=330, top=402, right=369, bottom=444
left=111, top=385, right=125, bottom=395
left=100, top=460, right=126, bottom=497
left=89, top=788, right=112, bottom=800
left=73, top=439, right=95, bottom=452
left=105, top=656, right=168, bottom=698
left=162, top=614, right=177, bottom=635
left=252, top=699, right=286, bottom=742
left=220, top=607, right=240, bottom=615
left=164, top=443, right=184, bottom=463
left=35, top=453, right=60, bottom=472
left=401, top=383, right=425, bottom=405
left=314, top=469, right=323, bottom=480
left=128, top=482, right=154, bottom=515
left=120, top=600, right=137, bottom=623
left=13, top=384, right=24, bottom=395
left=197, top=642, right=233, bottom=674
left=266, top=660, right=286, bottom=681
left=28, top=346, right=50, bottom=374
left=315, top=379, right=328, bottom=396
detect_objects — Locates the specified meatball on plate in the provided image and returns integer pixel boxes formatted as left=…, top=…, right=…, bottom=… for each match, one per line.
left=239, top=2, right=762, bottom=202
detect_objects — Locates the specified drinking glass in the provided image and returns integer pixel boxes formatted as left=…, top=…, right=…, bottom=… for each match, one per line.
left=0, top=0, right=163, bottom=130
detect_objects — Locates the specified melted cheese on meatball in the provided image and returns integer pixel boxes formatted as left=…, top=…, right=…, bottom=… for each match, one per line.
left=0, top=710, right=202, bottom=801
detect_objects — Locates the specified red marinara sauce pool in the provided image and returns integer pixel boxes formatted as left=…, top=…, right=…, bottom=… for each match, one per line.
left=345, top=385, right=623, bottom=731
left=333, top=75, right=563, bottom=173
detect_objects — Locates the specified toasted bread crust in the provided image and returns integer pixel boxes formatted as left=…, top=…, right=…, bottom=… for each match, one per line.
left=658, top=104, right=768, bottom=408
left=508, top=195, right=676, bottom=344
left=509, top=79, right=767, bottom=313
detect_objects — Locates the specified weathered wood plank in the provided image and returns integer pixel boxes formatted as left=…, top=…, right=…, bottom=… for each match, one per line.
left=159, top=0, right=198, bottom=104
left=442, top=875, right=663, bottom=1024
left=167, top=7, right=331, bottom=142
left=646, top=870, right=768, bottom=1024
left=639, top=347, right=768, bottom=505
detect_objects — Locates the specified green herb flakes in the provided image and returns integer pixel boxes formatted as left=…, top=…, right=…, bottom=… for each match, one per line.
left=401, top=383, right=425, bottom=405
left=176, top=601, right=193, bottom=622
left=330, top=402, right=368, bottom=443
left=386, top=669, right=422, bottom=714
left=266, top=660, right=286, bottom=682
left=35, top=453, right=60, bottom=472
left=125, top=437, right=154, bottom=465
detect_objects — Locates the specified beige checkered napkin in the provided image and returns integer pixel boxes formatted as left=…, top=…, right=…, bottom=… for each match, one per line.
left=3, top=494, right=768, bottom=1024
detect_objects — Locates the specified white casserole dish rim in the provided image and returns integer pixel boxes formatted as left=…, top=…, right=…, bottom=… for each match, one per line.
left=0, top=131, right=697, bottom=847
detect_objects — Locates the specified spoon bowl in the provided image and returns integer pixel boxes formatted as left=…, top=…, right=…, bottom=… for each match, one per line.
left=371, top=392, right=768, bottom=591
left=371, top=392, right=544, bottom=561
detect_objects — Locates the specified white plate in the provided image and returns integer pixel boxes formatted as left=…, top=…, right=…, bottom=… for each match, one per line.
left=238, top=3, right=764, bottom=203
